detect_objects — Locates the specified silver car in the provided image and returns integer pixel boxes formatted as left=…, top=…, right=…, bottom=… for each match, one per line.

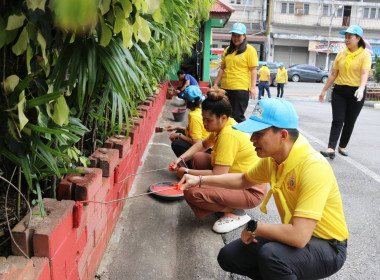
left=287, top=64, right=328, bottom=83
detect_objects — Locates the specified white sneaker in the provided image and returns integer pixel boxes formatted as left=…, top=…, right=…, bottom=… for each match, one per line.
left=212, top=214, right=251, bottom=233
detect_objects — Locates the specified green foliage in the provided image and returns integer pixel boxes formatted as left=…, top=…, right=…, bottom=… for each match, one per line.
left=374, top=55, right=380, bottom=83
left=0, top=0, right=213, bottom=214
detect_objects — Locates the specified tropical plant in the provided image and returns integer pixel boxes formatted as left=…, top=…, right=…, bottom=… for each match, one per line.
left=374, top=55, right=380, bottom=83
left=0, top=0, right=213, bottom=220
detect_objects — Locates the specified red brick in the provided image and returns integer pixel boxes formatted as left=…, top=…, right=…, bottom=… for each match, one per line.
left=49, top=230, right=76, bottom=280
left=94, top=216, right=107, bottom=247
left=94, top=177, right=112, bottom=204
left=33, top=199, right=75, bottom=258
left=67, top=265, right=79, bottom=280
left=128, top=116, right=144, bottom=127
left=0, top=258, right=16, bottom=278
left=136, top=105, right=149, bottom=117
left=86, top=231, right=108, bottom=280
left=4, top=256, right=34, bottom=280
left=128, top=124, right=140, bottom=145
left=31, top=257, right=50, bottom=280
left=89, top=148, right=118, bottom=178
left=57, top=178, right=75, bottom=201
left=103, top=135, right=131, bottom=158
left=73, top=167, right=102, bottom=202
left=77, top=231, right=94, bottom=278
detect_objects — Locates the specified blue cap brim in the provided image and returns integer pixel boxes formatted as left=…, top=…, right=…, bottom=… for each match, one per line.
left=232, top=118, right=272, bottom=133
left=339, top=30, right=346, bottom=35
left=230, top=30, right=245, bottom=35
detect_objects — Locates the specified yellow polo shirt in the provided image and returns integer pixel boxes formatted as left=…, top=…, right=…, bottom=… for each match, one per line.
left=221, top=44, right=258, bottom=90
left=185, top=107, right=210, bottom=140
left=258, top=66, right=270, bottom=82
left=276, top=68, right=288, bottom=84
left=245, top=134, right=349, bottom=241
left=206, top=117, right=258, bottom=173
left=334, top=48, right=372, bottom=87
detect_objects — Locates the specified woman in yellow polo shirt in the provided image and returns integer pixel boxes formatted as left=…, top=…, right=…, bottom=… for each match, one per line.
left=165, top=86, right=210, bottom=168
left=319, top=25, right=371, bottom=158
left=170, top=89, right=267, bottom=233
left=212, top=23, right=258, bottom=123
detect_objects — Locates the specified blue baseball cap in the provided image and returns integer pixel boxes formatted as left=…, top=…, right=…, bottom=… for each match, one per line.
left=230, top=23, right=246, bottom=35
left=233, top=99, right=299, bottom=133
left=278, top=62, right=284, bottom=67
left=339, top=25, right=363, bottom=37
left=261, top=62, right=267, bottom=66
left=183, top=86, right=203, bottom=102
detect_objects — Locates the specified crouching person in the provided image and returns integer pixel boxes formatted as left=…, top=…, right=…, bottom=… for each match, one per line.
left=180, top=98, right=348, bottom=279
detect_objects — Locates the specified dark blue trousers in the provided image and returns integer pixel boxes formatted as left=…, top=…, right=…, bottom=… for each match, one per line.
left=258, top=81, right=271, bottom=99
left=218, top=236, right=347, bottom=280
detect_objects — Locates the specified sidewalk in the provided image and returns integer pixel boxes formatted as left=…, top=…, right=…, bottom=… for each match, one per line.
left=96, top=97, right=248, bottom=279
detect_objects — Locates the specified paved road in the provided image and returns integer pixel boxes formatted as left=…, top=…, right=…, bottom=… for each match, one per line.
left=97, top=83, right=380, bottom=280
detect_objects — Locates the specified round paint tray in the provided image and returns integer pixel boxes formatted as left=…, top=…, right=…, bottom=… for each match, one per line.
left=148, top=181, right=184, bottom=200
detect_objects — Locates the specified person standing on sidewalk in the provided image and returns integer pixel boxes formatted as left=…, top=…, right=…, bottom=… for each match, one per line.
left=275, top=62, right=288, bottom=98
left=258, top=63, right=271, bottom=99
left=180, top=98, right=348, bottom=280
left=176, top=69, right=199, bottom=99
left=170, top=89, right=267, bottom=233
left=319, top=25, right=371, bottom=159
left=213, top=23, right=258, bottom=123
left=166, top=86, right=210, bottom=168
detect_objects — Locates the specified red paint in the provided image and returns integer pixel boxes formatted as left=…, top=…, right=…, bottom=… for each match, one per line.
left=171, top=108, right=186, bottom=113
left=168, top=164, right=174, bottom=171
left=151, top=185, right=183, bottom=196
left=73, top=202, right=83, bottom=228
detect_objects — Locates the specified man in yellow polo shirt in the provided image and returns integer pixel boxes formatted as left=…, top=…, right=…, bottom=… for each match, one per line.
left=275, top=62, right=288, bottom=98
left=258, top=62, right=271, bottom=99
left=180, top=98, right=349, bottom=279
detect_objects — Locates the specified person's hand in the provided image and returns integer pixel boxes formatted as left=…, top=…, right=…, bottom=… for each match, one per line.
left=249, top=87, right=256, bottom=99
left=165, top=125, right=177, bottom=132
left=169, top=132, right=181, bottom=141
left=354, top=86, right=365, bottom=102
left=179, top=174, right=200, bottom=190
left=240, top=227, right=258, bottom=245
left=319, top=91, right=326, bottom=103
left=212, top=84, right=219, bottom=89
left=169, top=157, right=183, bottom=170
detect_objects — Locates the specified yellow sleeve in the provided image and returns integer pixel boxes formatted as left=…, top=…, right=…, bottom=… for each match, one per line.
left=245, top=158, right=271, bottom=184
left=293, top=162, right=334, bottom=221
left=362, top=51, right=372, bottom=70
left=247, top=45, right=258, bottom=68
left=333, top=52, right=343, bottom=70
left=188, top=116, right=203, bottom=140
left=213, top=133, right=239, bottom=166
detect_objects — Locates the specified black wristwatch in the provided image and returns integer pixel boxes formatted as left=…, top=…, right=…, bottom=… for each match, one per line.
left=246, top=219, right=258, bottom=237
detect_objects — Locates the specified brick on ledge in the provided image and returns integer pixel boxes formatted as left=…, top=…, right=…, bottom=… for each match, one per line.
left=33, top=198, right=75, bottom=258
left=0, top=256, right=34, bottom=280
left=103, top=135, right=131, bottom=159
left=72, top=167, right=103, bottom=202
left=89, top=148, right=119, bottom=177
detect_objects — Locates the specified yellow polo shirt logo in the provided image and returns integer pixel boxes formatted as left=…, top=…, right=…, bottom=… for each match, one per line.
left=287, top=174, right=296, bottom=191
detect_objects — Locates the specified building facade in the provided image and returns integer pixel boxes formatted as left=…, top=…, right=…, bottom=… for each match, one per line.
left=270, top=0, right=380, bottom=68
left=211, top=0, right=268, bottom=59
left=212, top=0, right=380, bottom=69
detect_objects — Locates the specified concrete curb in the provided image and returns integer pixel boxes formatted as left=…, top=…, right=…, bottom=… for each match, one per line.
left=364, top=102, right=380, bottom=109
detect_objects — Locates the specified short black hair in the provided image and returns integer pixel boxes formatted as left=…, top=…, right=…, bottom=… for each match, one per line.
left=177, top=69, right=186, bottom=75
left=271, top=127, right=299, bottom=142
